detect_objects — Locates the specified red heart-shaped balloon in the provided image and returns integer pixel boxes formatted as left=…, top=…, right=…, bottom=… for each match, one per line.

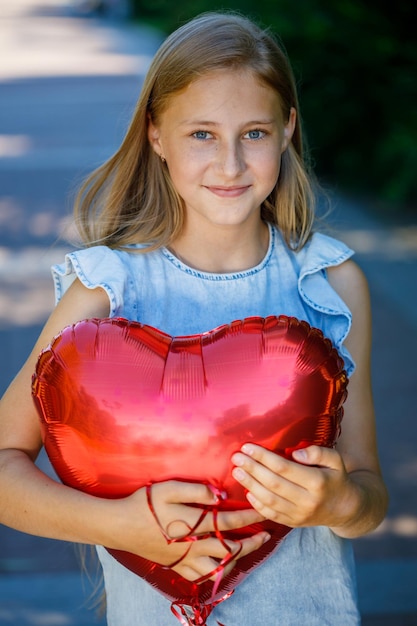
left=32, top=315, right=347, bottom=615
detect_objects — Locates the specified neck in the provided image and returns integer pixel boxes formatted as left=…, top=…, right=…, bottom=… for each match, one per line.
left=169, top=221, right=269, bottom=273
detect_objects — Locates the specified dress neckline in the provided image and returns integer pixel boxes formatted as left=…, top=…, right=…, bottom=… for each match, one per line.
left=161, top=223, right=275, bottom=281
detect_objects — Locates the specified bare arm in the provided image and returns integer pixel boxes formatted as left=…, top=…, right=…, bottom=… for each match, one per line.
left=231, top=260, right=389, bottom=538
left=0, top=279, right=113, bottom=541
left=0, top=279, right=266, bottom=580
left=326, top=259, right=389, bottom=536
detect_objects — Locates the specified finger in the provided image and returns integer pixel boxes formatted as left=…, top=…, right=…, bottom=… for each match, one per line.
left=164, top=480, right=223, bottom=505
left=231, top=446, right=347, bottom=526
left=232, top=444, right=339, bottom=488
left=151, top=481, right=264, bottom=538
left=231, top=448, right=313, bottom=522
left=173, top=562, right=202, bottom=582
left=177, top=555, right=227, bottom=583
left=186, top=504, right=264, bottom=538
left=234, top=443, right=300, bottom=475
left=213, top=506, right=264, bottom=531
left=203, top=531, right=270, bottom=581
left=232, top=464, right=300, bottom=520
left=232, top=450, right=306, bottom=501
left=238, top=443, right=343, bottom=473
left=173, top=538, right=238, bottom=582
left=149, top=480, right=223, bottom=539
left=292, top=445, right=344, bottom=470
left=217, top=531, right=271, bottom=580
left=236, top=530, right=270, bottom=558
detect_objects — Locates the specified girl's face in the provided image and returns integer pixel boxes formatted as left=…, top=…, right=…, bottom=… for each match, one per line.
left=148, top=69, right=295, bottom=234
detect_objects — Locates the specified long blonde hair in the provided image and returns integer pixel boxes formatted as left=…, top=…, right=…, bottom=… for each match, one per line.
left=74, top=11, right=316, bottom=251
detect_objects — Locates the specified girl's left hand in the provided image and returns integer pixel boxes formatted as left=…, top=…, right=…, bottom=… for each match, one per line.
left=229, top=262, right=389, bottom=537
left=231, top=443, right=356, bottom=530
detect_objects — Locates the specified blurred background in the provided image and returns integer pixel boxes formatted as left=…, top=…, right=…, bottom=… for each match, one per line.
left=131, top=0, right=417, bottom=216
left=0, top=0, right=416, bottom=624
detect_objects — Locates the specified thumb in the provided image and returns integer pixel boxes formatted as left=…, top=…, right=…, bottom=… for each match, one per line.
left=292, top=445, right=342, bottom=470
left=167, top=480, right=227, bottom=505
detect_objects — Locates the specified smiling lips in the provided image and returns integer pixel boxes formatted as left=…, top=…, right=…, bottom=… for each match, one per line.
left=206, top=185, right=251, bottom=198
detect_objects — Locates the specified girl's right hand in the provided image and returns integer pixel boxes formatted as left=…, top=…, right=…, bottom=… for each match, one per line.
left=111, top=480, right=270, bottom=582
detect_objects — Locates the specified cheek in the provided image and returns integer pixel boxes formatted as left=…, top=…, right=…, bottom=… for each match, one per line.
left=167, top=147, right=210, bottom=179
left=256, top=149, right=282, bottom=185
left=165, top=156, right=199, bottom=195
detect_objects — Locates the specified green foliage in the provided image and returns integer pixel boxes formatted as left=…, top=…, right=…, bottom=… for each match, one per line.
left=132, top=0, right=416, bottom=212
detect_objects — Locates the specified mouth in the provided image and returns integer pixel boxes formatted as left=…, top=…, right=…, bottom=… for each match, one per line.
left=206, top=185, right=251, bottom=198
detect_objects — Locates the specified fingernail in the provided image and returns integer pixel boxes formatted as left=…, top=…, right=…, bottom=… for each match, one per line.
left=262, top=533, right=271, bottom=544
left=241, top=444, right=254, bottom=455
left=293, top=448, right=307, bottom=461
left=232, top=467, right=245, bottom=481
left=232, top=453, right=244, bottom=466
left=246, top=492, right=256, bottom=506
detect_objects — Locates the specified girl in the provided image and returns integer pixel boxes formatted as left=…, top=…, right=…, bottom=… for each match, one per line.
left=0, top=11, right=388, bottom=625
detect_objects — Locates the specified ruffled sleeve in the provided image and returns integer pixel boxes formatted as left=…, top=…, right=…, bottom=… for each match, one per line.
left=297, top=232, right=356, bottom=376
left=51, top=246, right=128, bottom=318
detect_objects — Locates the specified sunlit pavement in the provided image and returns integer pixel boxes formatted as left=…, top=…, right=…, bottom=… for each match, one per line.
left=1, top=1, right=417, bottom=624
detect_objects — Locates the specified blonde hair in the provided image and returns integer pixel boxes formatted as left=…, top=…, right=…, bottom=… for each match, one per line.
left=74, top=12, right=316, bottom=251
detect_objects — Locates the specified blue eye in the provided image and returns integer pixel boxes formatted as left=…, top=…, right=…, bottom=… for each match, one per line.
left=245, top=129, right=265, bottom=140
left=193, top=131, right=211, bottom=140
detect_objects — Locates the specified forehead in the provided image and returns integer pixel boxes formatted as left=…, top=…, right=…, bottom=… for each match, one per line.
left=161, top=68, right=283, bottom=123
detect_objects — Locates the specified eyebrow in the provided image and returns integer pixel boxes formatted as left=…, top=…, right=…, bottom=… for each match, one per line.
left=179, top=119, right=276, bottom=127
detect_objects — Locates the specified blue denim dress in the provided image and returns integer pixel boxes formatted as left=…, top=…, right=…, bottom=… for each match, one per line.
left=52, top=224, right=360, bottom=625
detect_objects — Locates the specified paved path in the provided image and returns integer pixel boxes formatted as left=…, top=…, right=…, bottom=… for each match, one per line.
left=0, top=1, right=416, bottom=624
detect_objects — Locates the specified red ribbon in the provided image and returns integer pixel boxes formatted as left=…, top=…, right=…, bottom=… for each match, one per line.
left=170, top=592, right=232, bottom=625
left=146, top=482, right=240, bottom=625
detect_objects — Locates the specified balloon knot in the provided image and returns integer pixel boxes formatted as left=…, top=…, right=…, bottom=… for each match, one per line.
left=171, top=591, right=233, bottom=625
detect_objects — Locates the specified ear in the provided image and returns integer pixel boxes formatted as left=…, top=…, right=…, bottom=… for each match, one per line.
left=147, top=116, right=163, bottom=157
left=281, top=107, right=296, bottom=153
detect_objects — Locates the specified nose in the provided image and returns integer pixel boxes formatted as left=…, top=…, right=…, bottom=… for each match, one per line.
left=216, top=139, right=246, bottom=178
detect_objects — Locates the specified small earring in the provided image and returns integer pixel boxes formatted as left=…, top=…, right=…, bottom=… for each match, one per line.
left=160, top=154, right=166, bottom=163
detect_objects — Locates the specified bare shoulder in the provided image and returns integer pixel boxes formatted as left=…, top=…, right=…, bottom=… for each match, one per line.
left=327, top=259, right=369, bottom=305
left=327, top=259, right=372, bottom=361
left=327, top=259, right=371, bottom=325
left=34, top=278, right=111, bottom=353
left=0, top=278, right=111, bottom=458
